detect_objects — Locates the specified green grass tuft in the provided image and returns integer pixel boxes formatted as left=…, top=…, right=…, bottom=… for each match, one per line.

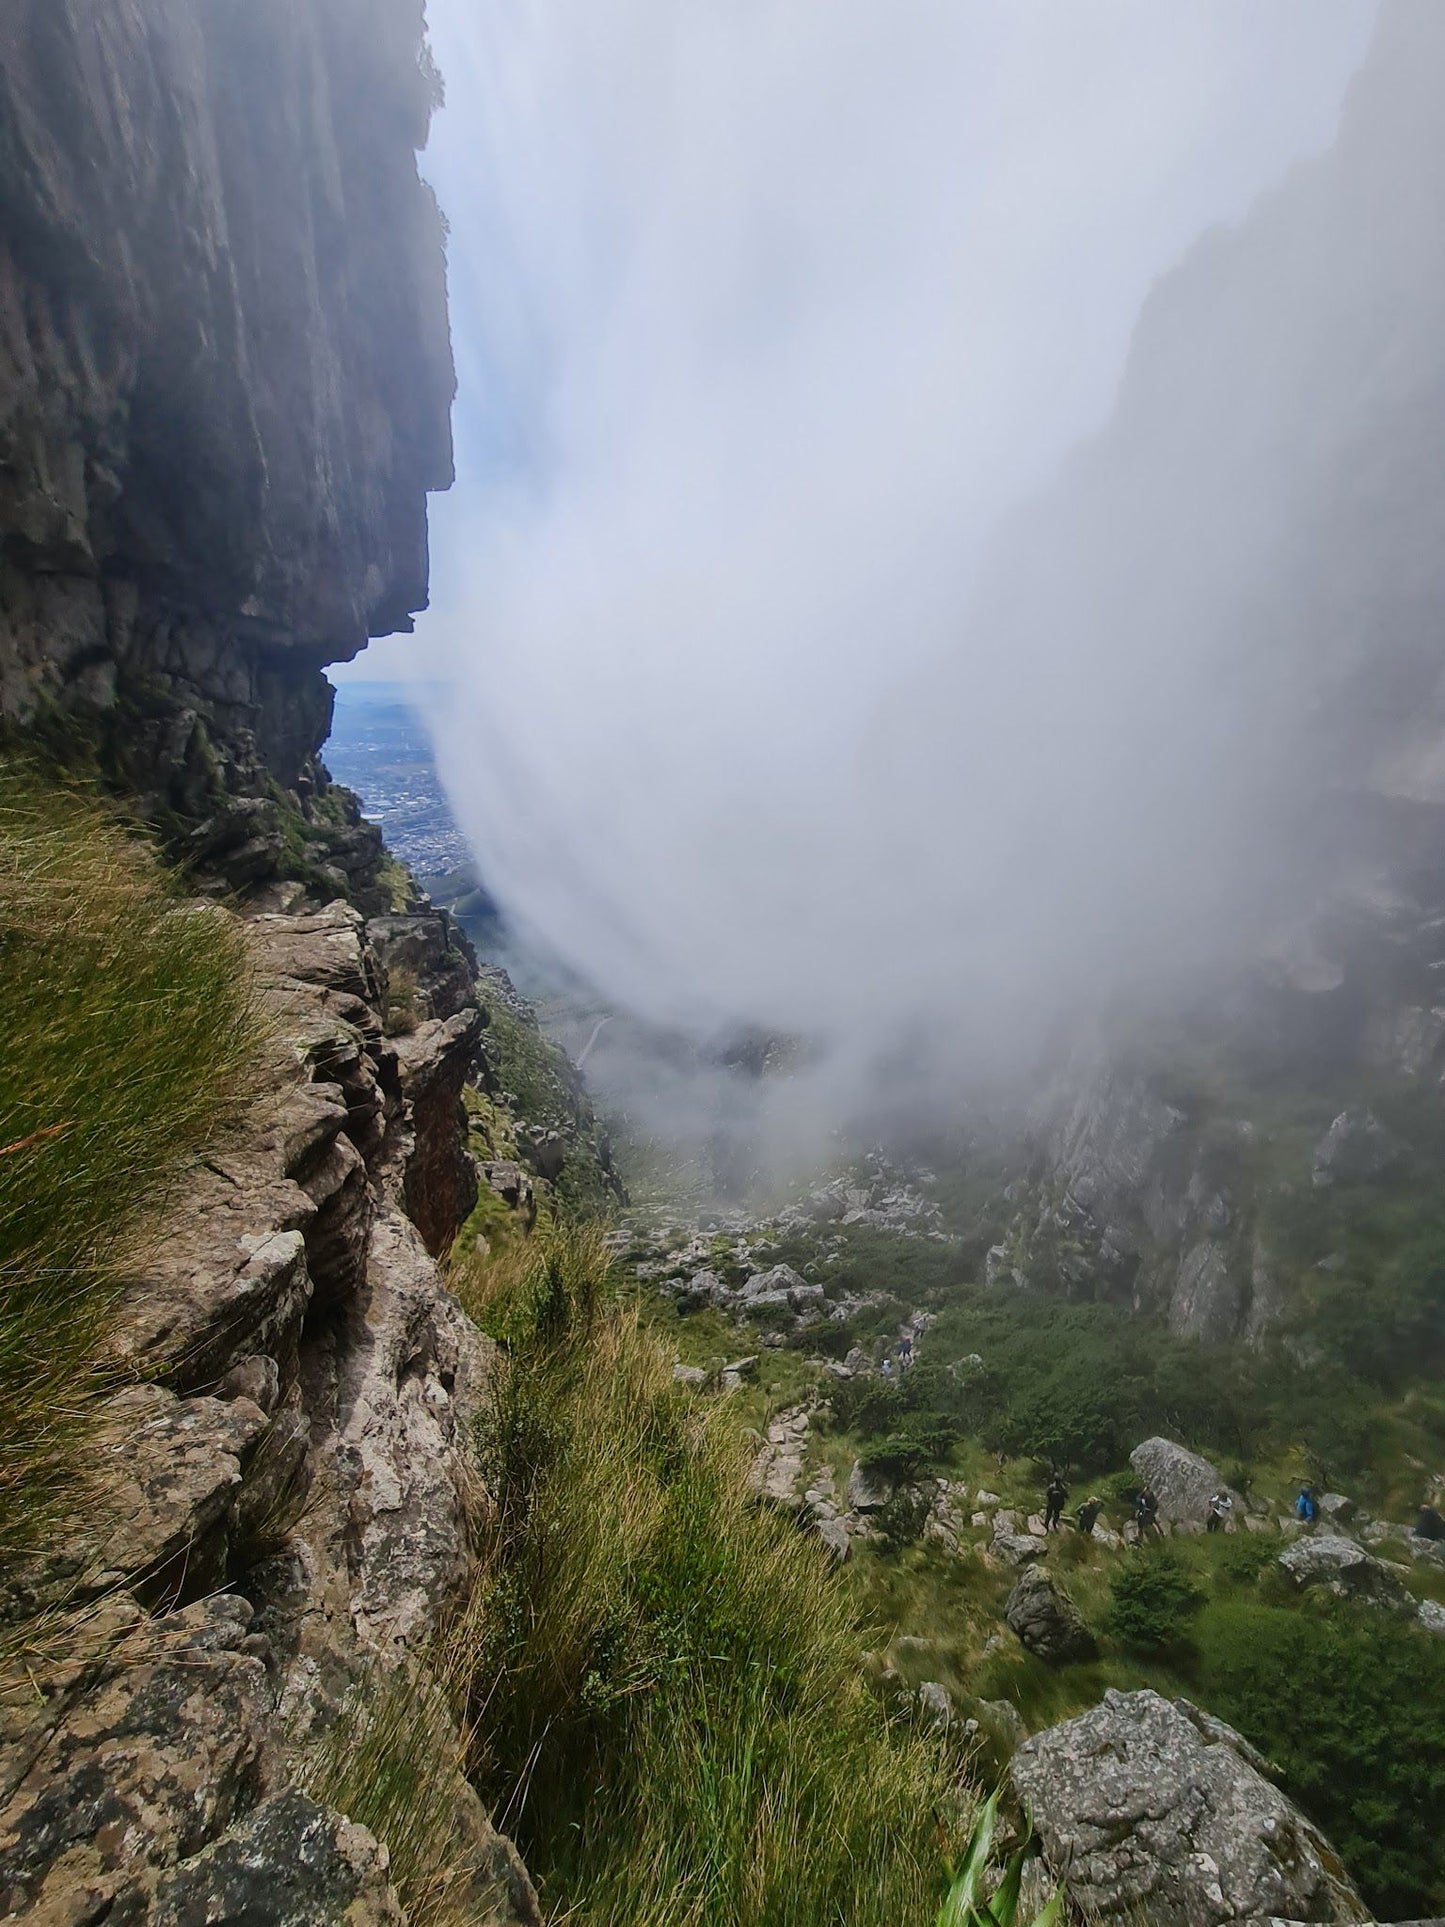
left=449, top=1225, right=974, bottom=1927
left=0, top=761, right=262, bottom=1561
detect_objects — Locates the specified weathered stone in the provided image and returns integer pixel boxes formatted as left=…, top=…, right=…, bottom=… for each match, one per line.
left=1277, top=1534, right=1415, bottom=1614
left=816, top=1518, right=852, bottom=1562
left=847, top=1460, right=895, bottom=1513
left=393, top=1009, right=484, bottom=1255
left=0, top=1596, right=271, bottom=1923
left=84, top=1385, right=270, bottom=1601
left=142, top=1789, right=405, bottom=1927
left=1012, top=1689, right=1368, bottom=1926
left=368, top=914, right=480, bottom=1024
left=296, top=1207, right=494, bottom=1660
left=1130, top=1437, right=1239, bottom=1527
left=1004, top=1566, right=1095, bottom=1664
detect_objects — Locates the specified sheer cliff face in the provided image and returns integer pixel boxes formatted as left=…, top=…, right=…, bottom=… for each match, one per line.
left=949, top=0, right=1445, bottom=970
left=974, top=3, right=1445, bottom=1346
left=0, top=0, right=454, bottom=797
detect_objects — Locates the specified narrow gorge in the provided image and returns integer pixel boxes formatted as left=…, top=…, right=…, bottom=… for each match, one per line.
left=3, top=6, right=1445, bottom=1927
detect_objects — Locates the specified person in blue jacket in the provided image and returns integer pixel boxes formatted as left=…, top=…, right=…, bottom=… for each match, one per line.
left=1295, top=1485, right=1317, bottom=1525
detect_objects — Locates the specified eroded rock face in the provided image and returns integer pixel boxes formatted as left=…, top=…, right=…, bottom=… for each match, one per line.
left=392, top=1009, right=484, bottom=1256
left=0, top=900, right=537, bottom=1924
left=0, top=0, right=454, bottom=810
left=1012, top=1689, right=1368, bottom=1926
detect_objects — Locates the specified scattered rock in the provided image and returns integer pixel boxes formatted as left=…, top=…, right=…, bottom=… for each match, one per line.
left=916, top=1681, right=953, bottom=1727
left=1011, top=1689, right=1368, bottom=1926
left=816, top=1518, right=852, bottom=1562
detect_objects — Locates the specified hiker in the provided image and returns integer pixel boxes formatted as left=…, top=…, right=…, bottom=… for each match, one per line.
left=898, top=1333, right=914, bottom=1369
left=1417, top=1501, right=1445, bottom=1542
left=1135, top=1485, right=1161, bottom=1539
left=880, top=1355, right=893, bottom=1379
left=1075, top=1495, right=1104, bottom=1537
left=1295, top=1485, right=1317, bottom=1526
left=1044, top=1473, right=1069, bottom=1532
left=1206, top=1490, right=1231, bottom=1534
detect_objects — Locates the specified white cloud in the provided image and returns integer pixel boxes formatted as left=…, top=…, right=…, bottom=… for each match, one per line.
left=401, top=1, right=1381, bottom=1103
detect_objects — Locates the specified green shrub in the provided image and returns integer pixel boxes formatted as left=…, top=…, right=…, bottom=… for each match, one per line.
left=0, top=764, right=261, bottom=1559
left=1103, top=1552, right=1204, bottom=1652
left=451, top=1227, right=973, bottom=1926
left=1197, top=1599, right=1445, bottom=1920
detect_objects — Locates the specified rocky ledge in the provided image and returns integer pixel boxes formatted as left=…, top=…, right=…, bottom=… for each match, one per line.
left=0, top=898, right=538, bottom=1926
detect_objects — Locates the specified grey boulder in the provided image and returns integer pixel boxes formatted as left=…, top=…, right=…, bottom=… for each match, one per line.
left=1011, top=1689, right=1367, bottom=1926
left=1130, top=1437, right=1238, bottom=1526
left=1276, top=1534, right=1415, bottom=1614
left=1004, top=1567, right=1095, bottom=1664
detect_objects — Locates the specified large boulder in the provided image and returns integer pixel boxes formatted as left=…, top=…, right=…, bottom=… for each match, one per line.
left=1011, top=1689, right=1368, bottom=1926
left=1276, top=1534, right=1415, bottom=1614
left=1004, top=1567, right=1095, bottom=1664
left=1130, top=1437, right=1237, bottom=1527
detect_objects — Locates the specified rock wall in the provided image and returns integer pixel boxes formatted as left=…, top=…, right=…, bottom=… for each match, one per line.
left=0, top=0, right=455, bottom=899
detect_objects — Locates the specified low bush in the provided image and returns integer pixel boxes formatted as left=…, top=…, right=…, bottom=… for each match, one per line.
left=1103, top=1551, right=1204, bottom=1653
left=0, top=764, right=261, bottom=1559
left=1196, top=1599, right=1445, bottom=1920
left=451, top=1227, right=972, bottom=1927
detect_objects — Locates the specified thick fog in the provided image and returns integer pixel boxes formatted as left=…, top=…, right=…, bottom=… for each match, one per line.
left=395, top=1, right=1422, bottom=1121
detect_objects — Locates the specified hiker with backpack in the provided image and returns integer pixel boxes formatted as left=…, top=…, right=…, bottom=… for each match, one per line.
left=1044, top=1472, right=1069, bottom=1532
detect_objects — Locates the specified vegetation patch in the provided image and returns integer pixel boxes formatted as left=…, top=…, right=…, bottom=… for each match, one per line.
left=450, top=1227, right=973, bottom=1927
left=0, top=762, right=262, bottom=1561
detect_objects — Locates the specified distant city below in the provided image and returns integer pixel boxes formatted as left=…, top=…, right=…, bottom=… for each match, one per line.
left=325, top=681, right=471, bottom=880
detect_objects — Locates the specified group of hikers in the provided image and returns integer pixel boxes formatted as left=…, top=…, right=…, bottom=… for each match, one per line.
left=1037, top=1472, right=1445, bottom=1542
left=1040, top=1472, right=1166, bottom=1539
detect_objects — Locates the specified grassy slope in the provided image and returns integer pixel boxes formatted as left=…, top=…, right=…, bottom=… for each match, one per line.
left=632, top=1178, right=1445, bottom=1920
left=0, top=762, right=261, bottom=1563
left=448, top=1227, right=974, bottom=1927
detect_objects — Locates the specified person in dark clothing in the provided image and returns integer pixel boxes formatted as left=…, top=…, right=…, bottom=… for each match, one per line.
left=1135, top=1485, right=1161, bottom=1539
left=1206, top=1490, right=1231, bottom=1534
left=1075, top=1495, right=1104, bottom=1537
left=1417, top=1502, right=1445, bottom=1541
left=1044, top=1474, right=1068, bottom=1532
